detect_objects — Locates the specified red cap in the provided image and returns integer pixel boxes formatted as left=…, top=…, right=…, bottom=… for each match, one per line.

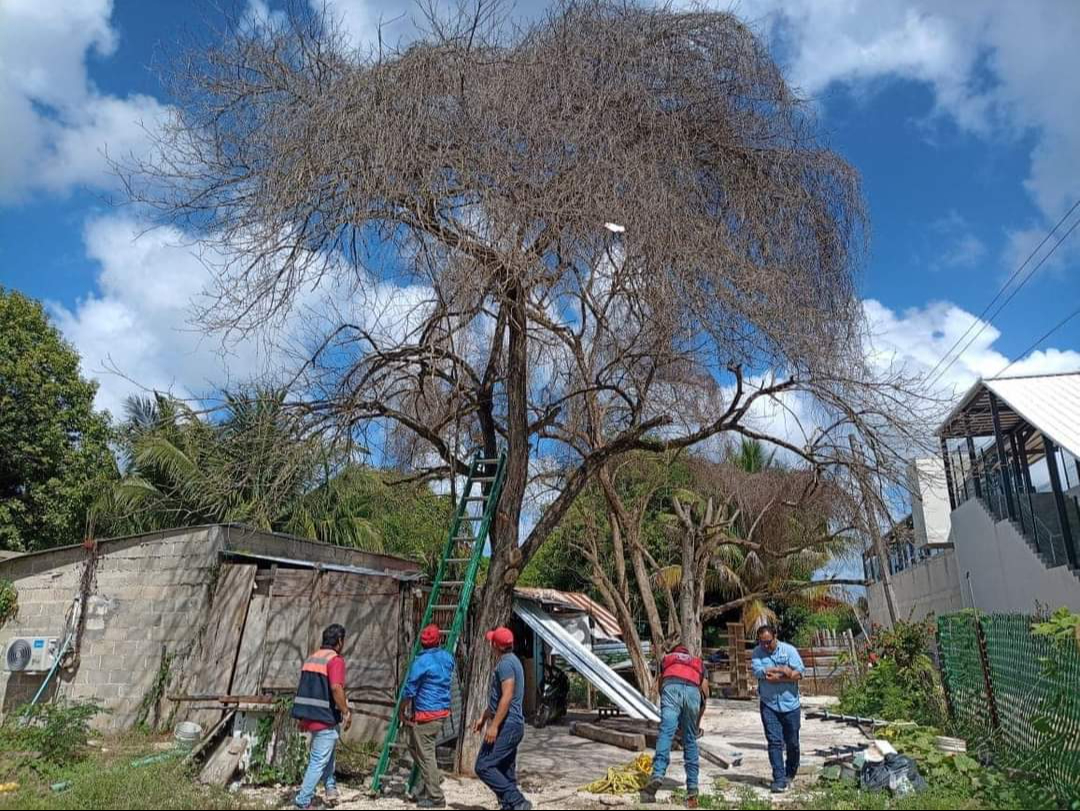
left=420, top=624, right=442, bottom=647
left=486, top=627, right=514, bottom=648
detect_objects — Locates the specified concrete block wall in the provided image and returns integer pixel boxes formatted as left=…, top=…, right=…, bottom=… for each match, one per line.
left=0, top=526, right=222, bottom=729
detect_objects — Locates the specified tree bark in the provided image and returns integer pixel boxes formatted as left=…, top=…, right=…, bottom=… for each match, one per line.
left=459, top=288, right=530, bottom=773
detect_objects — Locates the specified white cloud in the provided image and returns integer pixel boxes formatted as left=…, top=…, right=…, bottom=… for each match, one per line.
left=739, top=0, right=1080, bottom=225
left=317, top=0, right=377, bottom=50
left=862, top=297, right=1080, bottom=396
left=50, top=216, right=290, bottom=416
left=0, top=0, right=168, bottom=202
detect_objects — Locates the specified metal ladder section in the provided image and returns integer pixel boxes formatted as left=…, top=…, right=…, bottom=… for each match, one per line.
left=369, top=450, right=507, bottom=793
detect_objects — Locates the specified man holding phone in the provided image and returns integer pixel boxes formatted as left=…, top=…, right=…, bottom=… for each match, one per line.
left=751, top=625, right=804, bottom=794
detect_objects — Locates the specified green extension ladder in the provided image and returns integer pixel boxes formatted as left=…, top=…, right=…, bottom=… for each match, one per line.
left=369, top=450, right=507, bottom=794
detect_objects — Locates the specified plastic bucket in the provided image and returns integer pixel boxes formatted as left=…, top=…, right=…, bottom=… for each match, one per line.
left=174, top=721, right=203, bottom=750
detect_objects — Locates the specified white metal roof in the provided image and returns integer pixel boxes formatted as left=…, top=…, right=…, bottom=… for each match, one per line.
left=940, top=371, right=1080, bottom=459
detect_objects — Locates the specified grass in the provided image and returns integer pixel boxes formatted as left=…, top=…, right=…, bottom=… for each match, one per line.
left=0, top=737, right=261, bottom=811
left=653, top=772, right=1054, bottom=811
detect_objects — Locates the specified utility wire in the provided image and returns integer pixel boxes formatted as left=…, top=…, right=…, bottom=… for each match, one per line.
left=995, top=302, right=1080, bottom=379
left=923, top=198, right=1080, bottom=385
left=927, top=211, right=1080, bottom=389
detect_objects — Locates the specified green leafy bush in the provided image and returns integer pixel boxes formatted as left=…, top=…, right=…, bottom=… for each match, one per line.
left=0, top=579, right=16, bottom=626
left=0, top=701, right=102, bottom=770
left=838, top=620, right=946, bottom=727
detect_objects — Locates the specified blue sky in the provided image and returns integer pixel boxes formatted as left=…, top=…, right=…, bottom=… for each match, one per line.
left=1, top=0, right=1079, bottom=423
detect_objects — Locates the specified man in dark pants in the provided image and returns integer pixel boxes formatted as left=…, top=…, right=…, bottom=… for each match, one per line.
left=402, top=624, right=455, bottom=809
left=473, top=627, right=532, bottom=811
left=751, top=625, right=805, bottom=794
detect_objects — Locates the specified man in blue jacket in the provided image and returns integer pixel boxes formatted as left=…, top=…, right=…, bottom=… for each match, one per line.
left=402, top=624, right=455, bottom=809
left=751, top=625, right=805, bottom=794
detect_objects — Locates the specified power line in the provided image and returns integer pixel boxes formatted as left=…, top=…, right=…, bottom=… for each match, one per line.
left=923, top=198, right=1080, bottom=385
left=995, top=302, right=1080, bottom=378
left=927, top=211, right=1080, bottom=389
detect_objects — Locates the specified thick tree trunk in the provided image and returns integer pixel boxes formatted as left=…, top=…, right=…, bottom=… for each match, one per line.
left=628, top=545, right=664, bottom=699
left=458, top=289, right=530, bottom=774
left=679, top=528, right=698, bottom=654
left=594, top=575, right=653, bottom=699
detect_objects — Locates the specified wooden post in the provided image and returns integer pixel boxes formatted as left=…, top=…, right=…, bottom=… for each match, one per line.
left=849, top=435, right=898, bottom=626
left=973, top=615, right=1000, bottom=732
left=728, top=622, right=748, bottom=698
left=808, top=644, right=819, bottom=697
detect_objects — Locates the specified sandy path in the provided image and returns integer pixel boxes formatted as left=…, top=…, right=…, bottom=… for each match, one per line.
left=252, top=697, right=862, bottom=809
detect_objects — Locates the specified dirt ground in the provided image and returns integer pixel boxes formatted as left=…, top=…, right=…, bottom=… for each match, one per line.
left=255, top=697, right=865, bottom=809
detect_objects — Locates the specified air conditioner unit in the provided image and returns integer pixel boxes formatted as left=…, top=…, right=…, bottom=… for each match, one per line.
left=4, top=637, right=60, bottom=673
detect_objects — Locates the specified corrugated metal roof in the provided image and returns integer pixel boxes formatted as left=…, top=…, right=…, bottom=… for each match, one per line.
left=983, top=374, right=1080, bottom=460
left=939, top=372, right=1080, bottom=460
left=514, top=587, right=622, bottom=638
left=513, top=598, right=659, bottom=721
left=223, top=551, right=424, bottom=581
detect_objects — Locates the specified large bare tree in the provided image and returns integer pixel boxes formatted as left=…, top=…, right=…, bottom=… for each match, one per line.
left=122, top=0, right=930, bottom=769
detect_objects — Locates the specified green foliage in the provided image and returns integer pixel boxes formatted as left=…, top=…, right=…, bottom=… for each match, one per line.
left=1032, top=606, right=1080, bottom=649
left=247, top=709, right=307, bottom=786
left=879, top=725, right=998, bottom=795
left=0, top=701, right=102, bottom=771
left=0, top=751, right=255, bottom=810
left=0, top=288, right=116, bottom=552
left=772, top=600, right=860, bottom=646
left=134, top=648, right=175, bottom=732
left=97, top=391, right=449, bottom=563
left=336, top=739, right=379, bottom=777
left=838, top=620, right=947, bottom=728
left=0, top=579, right=17, bottom=626
left=1027, top=608, right=1080, bottom=808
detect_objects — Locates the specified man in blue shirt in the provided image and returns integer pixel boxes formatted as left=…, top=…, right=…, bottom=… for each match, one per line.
left=402, top=624, right=455, bottom=809
left=473, top=626, right=531, bottom=811
left=750, top=625, right=805, bottom=794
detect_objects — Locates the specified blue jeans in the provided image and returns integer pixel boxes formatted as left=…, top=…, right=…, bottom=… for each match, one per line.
left=651, top=681, right=701, bottom=793
left=760, top=703, right=800, bottom=786
left=296, top=728, right=338, bottom=807
left=475, top=719, right=525, bottom=809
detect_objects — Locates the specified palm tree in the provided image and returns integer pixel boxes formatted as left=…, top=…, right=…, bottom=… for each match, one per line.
left=95, top=391, right=446, bottom=555
left=654, top=440, right=845, bottom=635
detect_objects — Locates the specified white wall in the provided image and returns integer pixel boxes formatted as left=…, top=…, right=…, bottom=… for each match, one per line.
left=950, top=499, right=1080, bottom=614
left=910, top=457, right=953, bottom=546
left=866, top=549, right=964, bottom=627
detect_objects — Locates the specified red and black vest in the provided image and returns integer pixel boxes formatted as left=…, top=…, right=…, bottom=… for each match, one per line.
left=291, top=648, right=342, bottom=726
left=661, top=647, right=705, bottom=687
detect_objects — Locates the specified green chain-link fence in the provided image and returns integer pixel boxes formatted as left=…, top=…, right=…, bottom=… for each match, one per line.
left=937, top=612, right=1080, bottom=803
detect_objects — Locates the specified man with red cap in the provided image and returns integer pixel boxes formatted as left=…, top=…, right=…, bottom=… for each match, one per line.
left=473, top=626, right=531, bottom=811
left=402, top=624, right=455, bottom=808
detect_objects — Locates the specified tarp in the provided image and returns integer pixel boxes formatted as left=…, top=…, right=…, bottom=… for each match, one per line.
left=513, top=598, right=660, bottom=722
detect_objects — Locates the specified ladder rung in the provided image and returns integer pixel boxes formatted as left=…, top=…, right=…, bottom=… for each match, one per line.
left=453, top=536, right=473, bottom=543
left=464, top=496, right=486, bottom=502
left=474, top=457, right=500, bottom=464
left=472, top=476, right=497, bottom=483
left=459, top=515, right=483, bottom=520
left=446, top=557, right=471, bottom=563
left=430, top=604, right=459, bottom=611
left=442, top=580, right=465, bottom=586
